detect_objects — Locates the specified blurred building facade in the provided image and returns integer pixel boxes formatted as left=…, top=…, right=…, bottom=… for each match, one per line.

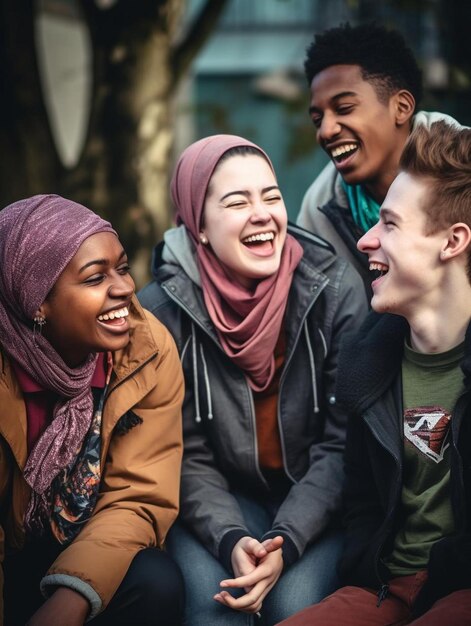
left=180, top=0, right=470, bottom=220
left=37, top=0, right=470, bottom=221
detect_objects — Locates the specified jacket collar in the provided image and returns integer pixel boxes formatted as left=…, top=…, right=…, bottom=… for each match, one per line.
left=110, top=295, right=159, bottom=385
left=155, top=225, right=336, bottom=355
left=338, top=312, right=471, bottom=415
left=0, top=295, right=158, bottom=469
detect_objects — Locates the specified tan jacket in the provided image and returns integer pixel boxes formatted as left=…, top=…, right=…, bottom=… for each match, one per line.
left=0, top=298, right=184, bottom=622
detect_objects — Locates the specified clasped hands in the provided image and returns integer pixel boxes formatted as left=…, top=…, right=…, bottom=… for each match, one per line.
left=213, top=535, right=284, bottom=615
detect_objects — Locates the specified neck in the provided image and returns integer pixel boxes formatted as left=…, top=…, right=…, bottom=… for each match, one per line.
left=408, top=283, right=471, bottom=353
left=364, top=174, right=396, bottom=205
left=364, top=129, right=412, bottom=203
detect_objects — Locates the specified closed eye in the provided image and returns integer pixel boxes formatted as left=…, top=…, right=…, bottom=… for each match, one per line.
left=226, top=201, right=248, bottom=209
left=117, top=263, right=131, bottom=275
left=84, top=274, right=105, bottom=285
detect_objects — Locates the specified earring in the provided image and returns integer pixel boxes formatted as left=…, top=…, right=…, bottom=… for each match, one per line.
left=199, top=234, right=208, bottom=245
left=33, top=315, right=46, bottom=341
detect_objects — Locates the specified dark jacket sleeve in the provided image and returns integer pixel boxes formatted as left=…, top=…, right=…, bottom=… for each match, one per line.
left=138, top=282, right=250, bottom=571
left=266, top=262, right=368, bottom=562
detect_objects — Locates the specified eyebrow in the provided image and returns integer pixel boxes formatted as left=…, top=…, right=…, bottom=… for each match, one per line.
left=78, top=249, right=127, bottom=274
left=220, top=185, right=280, bottom=202
left=309, top=91, right=358, bottom=114
left=380, top=207, right=402, bottom=221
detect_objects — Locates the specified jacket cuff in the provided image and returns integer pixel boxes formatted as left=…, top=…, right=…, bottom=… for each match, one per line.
left=40, top=574, right=102, bottom=621
left=261, top=531, right=300, bottom=568
left=218, top=529, right=250, bottom=574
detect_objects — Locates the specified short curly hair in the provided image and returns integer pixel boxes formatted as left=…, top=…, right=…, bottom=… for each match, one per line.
left=304, top=22, right=423, bottom=112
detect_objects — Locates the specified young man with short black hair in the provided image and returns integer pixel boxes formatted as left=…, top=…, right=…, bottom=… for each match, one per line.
left=297, top=23, right=462, bottom=295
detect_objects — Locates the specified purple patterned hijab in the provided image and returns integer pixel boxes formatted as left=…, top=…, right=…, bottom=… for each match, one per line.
left=0, top=194, right=116, bottom=530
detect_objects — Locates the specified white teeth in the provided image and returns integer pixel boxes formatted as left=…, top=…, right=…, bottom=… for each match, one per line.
left=98, top=306, right=129, bottom=321
left=369, top=262, right=389, bottom=273
left=331, top=143, right=357, bottom=158
left=243, top=232, right=275, bottom=243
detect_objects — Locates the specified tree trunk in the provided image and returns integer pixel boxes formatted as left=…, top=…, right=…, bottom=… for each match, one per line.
left=0, top=0, right=229, bottom=286
left=0, top=0, right=64, bottom=204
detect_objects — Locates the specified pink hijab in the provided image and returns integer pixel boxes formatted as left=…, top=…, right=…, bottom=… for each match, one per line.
left=171, top=135, right=303, bottom=391
left=0, top=194, right=116, bottom=530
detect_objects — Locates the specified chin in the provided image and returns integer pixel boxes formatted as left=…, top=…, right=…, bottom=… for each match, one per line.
left=370, top=297, right=387, bottom=314
left=102, top=335, right=131, bottom=353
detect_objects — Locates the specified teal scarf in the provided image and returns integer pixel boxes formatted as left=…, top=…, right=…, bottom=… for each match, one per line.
left=342, top=180, right=380, bottom=233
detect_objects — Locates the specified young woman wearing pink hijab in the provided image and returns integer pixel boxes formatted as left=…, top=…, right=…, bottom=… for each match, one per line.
left=0, top=195, right=184, bottom=626
left=139, top=135, right=367, bottom=625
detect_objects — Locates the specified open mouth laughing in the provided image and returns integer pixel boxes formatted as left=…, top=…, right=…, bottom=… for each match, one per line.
left=330, top=143, right=359, bottom=164
left=369, top=261, right=389, bottom=280
left=240, top=230, right=276, bottom=257
left=97, top=306, right=129, bottom=325
left=242, top=231, right=274, bottom=244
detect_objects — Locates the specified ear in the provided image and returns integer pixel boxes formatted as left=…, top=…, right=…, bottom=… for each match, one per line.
left=34, top=306, right=45, bottom=319
left=441, top=223, right=471, bottom=261
left=393, top=90, right=415, bottom=127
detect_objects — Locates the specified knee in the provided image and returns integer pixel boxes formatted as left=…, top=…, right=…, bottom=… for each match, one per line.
left=128, top=548, right=185, bottom=619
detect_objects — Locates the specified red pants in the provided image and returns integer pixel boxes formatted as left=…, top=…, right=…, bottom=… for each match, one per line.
left=277, top=571, right=471, bottom=626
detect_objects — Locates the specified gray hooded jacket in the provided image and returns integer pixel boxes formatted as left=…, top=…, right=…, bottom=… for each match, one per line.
left=138, top=224, right=367, bottom=569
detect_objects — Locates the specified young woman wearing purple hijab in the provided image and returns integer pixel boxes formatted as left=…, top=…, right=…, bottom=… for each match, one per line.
left=0, top=194, right=184, bottom=626
left=138, top=135, right=368, bottom=625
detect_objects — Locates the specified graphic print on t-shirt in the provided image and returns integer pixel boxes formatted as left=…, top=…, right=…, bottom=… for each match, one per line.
left=404, top=405, right=451, bottom=463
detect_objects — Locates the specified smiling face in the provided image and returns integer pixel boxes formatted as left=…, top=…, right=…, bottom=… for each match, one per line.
left=39, top=231, right=135, bottom=367
left=357, top=172, right=449, bottom=318
left=309, top=64, right=413, bottom=202
left=200, top=153, right=288, bottom=289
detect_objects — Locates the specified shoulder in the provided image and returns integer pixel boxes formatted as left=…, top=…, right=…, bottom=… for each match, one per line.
left=303, top=161, right=339, bottom=208
left=289, top=223, right=360, bottom=288
left=141, top=308, right=175, bottom=353
left=413, top=110, right=467, bottom=131
left=138, top=280, right=172, bottom=316
left=137, top=281, right=191, bottom=355
left=126, top=297, right=180, bottom=371
left=288, top=222, right=335, bottom=254
left=336, top=312, right=408, bottom=410
left=297, top=161, right=346, bottom=227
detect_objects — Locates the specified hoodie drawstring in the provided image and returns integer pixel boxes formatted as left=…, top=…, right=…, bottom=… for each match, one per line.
left=199, top=344, right=213, bottom=420
left=304, top=321, right=320, bottom=414
left=190, top=322, right=213, bottom=422
left=191, top=323, right=202, bottom=423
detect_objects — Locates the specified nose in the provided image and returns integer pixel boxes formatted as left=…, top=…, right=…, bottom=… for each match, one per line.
left=357, top=224, right=380, bottom=254
left=250, top=200, right=271, bottom=222
left=109, top=271, right=135, bottom=298
left=317, top=112, right=341, bottom=143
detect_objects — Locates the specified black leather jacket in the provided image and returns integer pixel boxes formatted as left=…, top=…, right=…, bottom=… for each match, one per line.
left=337, top=312, right=471, bottom=616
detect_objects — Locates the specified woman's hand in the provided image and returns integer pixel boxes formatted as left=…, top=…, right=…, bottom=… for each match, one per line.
left=26, top=587, right=90, bottom=626
left=213, top=535, right=284, bottom=614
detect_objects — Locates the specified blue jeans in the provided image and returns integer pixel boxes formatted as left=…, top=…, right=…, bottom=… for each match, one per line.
left=166, top=491, right=343, bottom=626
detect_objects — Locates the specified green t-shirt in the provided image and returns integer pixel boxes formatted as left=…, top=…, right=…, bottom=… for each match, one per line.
left=386, top=340, right=465, bottom=576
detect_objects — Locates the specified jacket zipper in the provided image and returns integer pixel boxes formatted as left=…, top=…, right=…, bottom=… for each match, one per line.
left=164, top=279, right=327, bottom=486
left=363, top=414, right=402, bottom=607
left=163, top=284, right=268, bottom=484
left=277, top=281, right=326, bottom=482
left=450, top=392, right=469, bottom=532
left=101, top=351, right=159, bottom=462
